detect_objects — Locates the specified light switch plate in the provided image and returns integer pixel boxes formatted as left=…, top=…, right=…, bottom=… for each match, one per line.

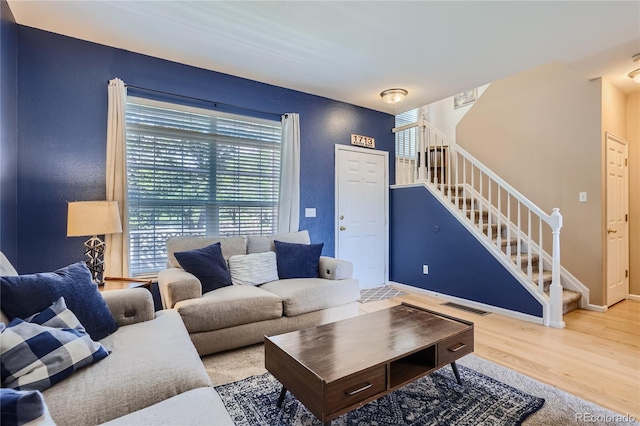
left=305, top=208, right=316, bottom=218
left=579, top=192, right=587, bottom=203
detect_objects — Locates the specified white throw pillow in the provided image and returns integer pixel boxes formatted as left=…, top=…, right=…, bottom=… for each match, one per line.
left=228, top=252, right=279, bottom=286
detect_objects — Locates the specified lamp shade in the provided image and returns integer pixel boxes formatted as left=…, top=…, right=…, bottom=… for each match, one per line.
left=67, top=201, right=123, bottom=237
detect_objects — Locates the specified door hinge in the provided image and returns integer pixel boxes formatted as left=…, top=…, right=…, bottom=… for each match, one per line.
left=626, top=269, right=629, bottom=278
left=626, top=214, right=629, bottom=222
left=625, top=158, right=628, bottom=166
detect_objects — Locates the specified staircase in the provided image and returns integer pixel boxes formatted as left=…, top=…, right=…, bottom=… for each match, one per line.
left=394, top=115, right=585, bottom=327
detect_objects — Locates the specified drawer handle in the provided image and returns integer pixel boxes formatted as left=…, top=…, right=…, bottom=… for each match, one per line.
left=345, top=383, right=373, bottom=396
left=448, top=343, right=466, bottom=352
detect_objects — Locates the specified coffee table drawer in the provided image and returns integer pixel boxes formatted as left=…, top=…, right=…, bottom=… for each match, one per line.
left=325, top=364, right=386, bottom=414
left=438, top=329, right=473, bottom=365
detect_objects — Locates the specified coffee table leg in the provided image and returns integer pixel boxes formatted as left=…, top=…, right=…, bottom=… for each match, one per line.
left=277, top=386, right=287, bottom=408
left=451, top=362, right=463, bottom=385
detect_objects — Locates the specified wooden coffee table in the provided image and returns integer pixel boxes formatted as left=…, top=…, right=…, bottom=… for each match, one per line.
left=265, top=303, right=474, bottom=425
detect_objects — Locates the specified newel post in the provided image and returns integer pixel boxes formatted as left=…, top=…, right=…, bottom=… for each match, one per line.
left=549, top=208, right=565, bottom=328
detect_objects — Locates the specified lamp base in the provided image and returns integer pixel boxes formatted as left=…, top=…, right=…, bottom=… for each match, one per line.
left=84, top=235, right=105, bottom=285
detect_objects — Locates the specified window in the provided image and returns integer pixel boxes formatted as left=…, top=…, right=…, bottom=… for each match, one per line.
left=125, top=97, right=282, bottom=276
left=394, top=108, right=419, bottom=159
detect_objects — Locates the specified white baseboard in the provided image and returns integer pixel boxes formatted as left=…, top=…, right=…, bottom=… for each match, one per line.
left=583, top=304, right=608, bottom=312
left=627, top=294, right=640, bottom=302
left=389, top=282, right=544, bottom=326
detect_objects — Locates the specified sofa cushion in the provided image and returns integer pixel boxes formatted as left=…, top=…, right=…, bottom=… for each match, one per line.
left=41, top=310, right=211, bottom=426
left=228, top=252, right=279, bottom=286
left=167, top=236, right=246, bottom=268
left=1, top=297, right=109, bottom=391
left=246, top=230, right=310, bottom=254
left=260, top=278, right=361, bottom=316
left=275, top=241, right=323, bottom=279
left=0, top=262, right=118, bottom=341
left=101, top=387, right=234, bottom=426
left=174, top=243, right=232, bottom=294
left=0, top=388, right=55, bottom=426
left=174, top=285, right=283, bottom=333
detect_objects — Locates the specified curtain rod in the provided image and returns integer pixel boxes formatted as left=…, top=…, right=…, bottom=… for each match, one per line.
left=120, top=83, right=285, bottom=119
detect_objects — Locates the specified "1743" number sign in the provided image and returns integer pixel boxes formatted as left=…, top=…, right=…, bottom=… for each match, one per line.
left=350, top=134, right=375, bottom=149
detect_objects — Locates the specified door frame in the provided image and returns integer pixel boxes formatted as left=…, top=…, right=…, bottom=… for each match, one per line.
left=604, top=132, right=630, bottom=306
left=334, top=144, right=389, bottom=285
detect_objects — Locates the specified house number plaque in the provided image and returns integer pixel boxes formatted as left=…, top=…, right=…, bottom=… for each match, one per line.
left=350, top=134, right=375, bottom=149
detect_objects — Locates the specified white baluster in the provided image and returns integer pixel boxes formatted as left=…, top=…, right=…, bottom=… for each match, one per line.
left=538, top=217, right=543, bottom=292
left=447, top=144, right=452, bottom=201
left=527, top=210, right=533, bottom=283
left=478, top=172, right=483, bottom=232
left=462, top=157, right=467, bottom=218
left=516, top=200, right=521, bottom=271
left=487, top=177, right=493, bottom=242
left=496, top=184, right=502, bottom=251
left=470, top=164, right=475, bottom=223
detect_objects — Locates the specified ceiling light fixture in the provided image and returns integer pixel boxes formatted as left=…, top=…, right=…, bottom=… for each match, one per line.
left=380, top=88, right=408, bottom=106
left=629, top=54, right=640, bottom=83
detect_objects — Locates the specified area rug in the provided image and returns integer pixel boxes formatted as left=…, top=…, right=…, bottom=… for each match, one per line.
left=358, top=285, right=407, bottom=303
left=203, top=344, right=636, bottom=425
left=215, top=364, right=544, bottom=426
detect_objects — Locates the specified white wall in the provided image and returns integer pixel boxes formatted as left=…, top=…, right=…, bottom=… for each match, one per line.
left=426, top=84, right=490, bottom=141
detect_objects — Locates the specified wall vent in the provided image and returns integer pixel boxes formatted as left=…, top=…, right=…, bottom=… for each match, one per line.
left=442, top=302, right=490, bottom=316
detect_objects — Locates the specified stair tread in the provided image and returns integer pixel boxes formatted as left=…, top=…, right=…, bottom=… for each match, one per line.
left=545, top=288, right=582, bottom=304
left=492, top=237, right=518, bottom=247
left=510, top=253, right=539, bottom=263
left=529, top=269, right=553, bottom=283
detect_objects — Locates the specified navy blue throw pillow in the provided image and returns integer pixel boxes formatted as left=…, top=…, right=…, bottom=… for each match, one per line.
left=0, top=262, right=118, bottom=341
left=174, top=243, right=232, bottom=294
left=274, top=241, right=324, bottom=279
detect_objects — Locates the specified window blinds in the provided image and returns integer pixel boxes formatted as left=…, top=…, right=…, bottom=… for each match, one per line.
left=394, top=108, right=418, bottom=159
left=125, top=97, right=282, bottom=276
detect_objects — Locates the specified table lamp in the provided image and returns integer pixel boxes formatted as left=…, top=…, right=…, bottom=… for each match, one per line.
left=67, top=201, right=123, bottom=284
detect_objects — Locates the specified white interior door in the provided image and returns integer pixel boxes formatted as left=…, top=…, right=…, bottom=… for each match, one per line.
left=605, top=133, right=629, bottom=307
left=335, top=146, right=388, bottom=288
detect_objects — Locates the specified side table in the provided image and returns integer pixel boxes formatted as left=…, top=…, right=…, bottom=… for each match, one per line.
left=99, top=277, right=153, bottom=292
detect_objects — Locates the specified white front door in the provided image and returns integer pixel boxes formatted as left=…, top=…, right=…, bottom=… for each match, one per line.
left=335, top=146, right=388, bottom=288
left=605, top=133, right=629, bottom=307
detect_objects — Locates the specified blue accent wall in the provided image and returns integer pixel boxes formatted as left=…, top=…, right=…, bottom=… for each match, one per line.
left=16, top=27, right=394, bottom=273
left=0, top=0, right=18, bottom=265
left=390, top=186, right=542, bottom=317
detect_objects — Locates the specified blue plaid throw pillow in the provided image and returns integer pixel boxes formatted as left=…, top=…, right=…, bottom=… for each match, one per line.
left=0, top=297, right=109, bottom=391
left=0, top=388, right=55, bottom=426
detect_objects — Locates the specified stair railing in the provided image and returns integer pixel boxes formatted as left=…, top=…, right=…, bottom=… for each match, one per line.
left=393, top=116, right=564, bottom=327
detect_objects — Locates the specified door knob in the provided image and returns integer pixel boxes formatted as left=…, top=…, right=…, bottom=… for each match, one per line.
left=339, top=226, right=347, bottom=231
left=607, top=228, right=617, bottom=234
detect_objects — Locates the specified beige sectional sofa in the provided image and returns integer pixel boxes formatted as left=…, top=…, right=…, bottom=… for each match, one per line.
left=0, top=253, right=234, bottom=426
left=158, top=230, right=362, bottom=355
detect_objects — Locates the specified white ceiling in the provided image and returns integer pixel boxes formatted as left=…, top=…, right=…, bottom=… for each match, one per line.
left=8, top=1, right=640, bottom=114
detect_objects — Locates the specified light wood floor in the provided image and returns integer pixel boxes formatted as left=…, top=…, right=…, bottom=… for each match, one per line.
left=359, top=291, right=640, bottom=419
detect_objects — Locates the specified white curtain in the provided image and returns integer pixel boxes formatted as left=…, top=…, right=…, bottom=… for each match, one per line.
left=104, top=78, right=130, bottom=278
left=277, top=113, right=300, bottom=233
